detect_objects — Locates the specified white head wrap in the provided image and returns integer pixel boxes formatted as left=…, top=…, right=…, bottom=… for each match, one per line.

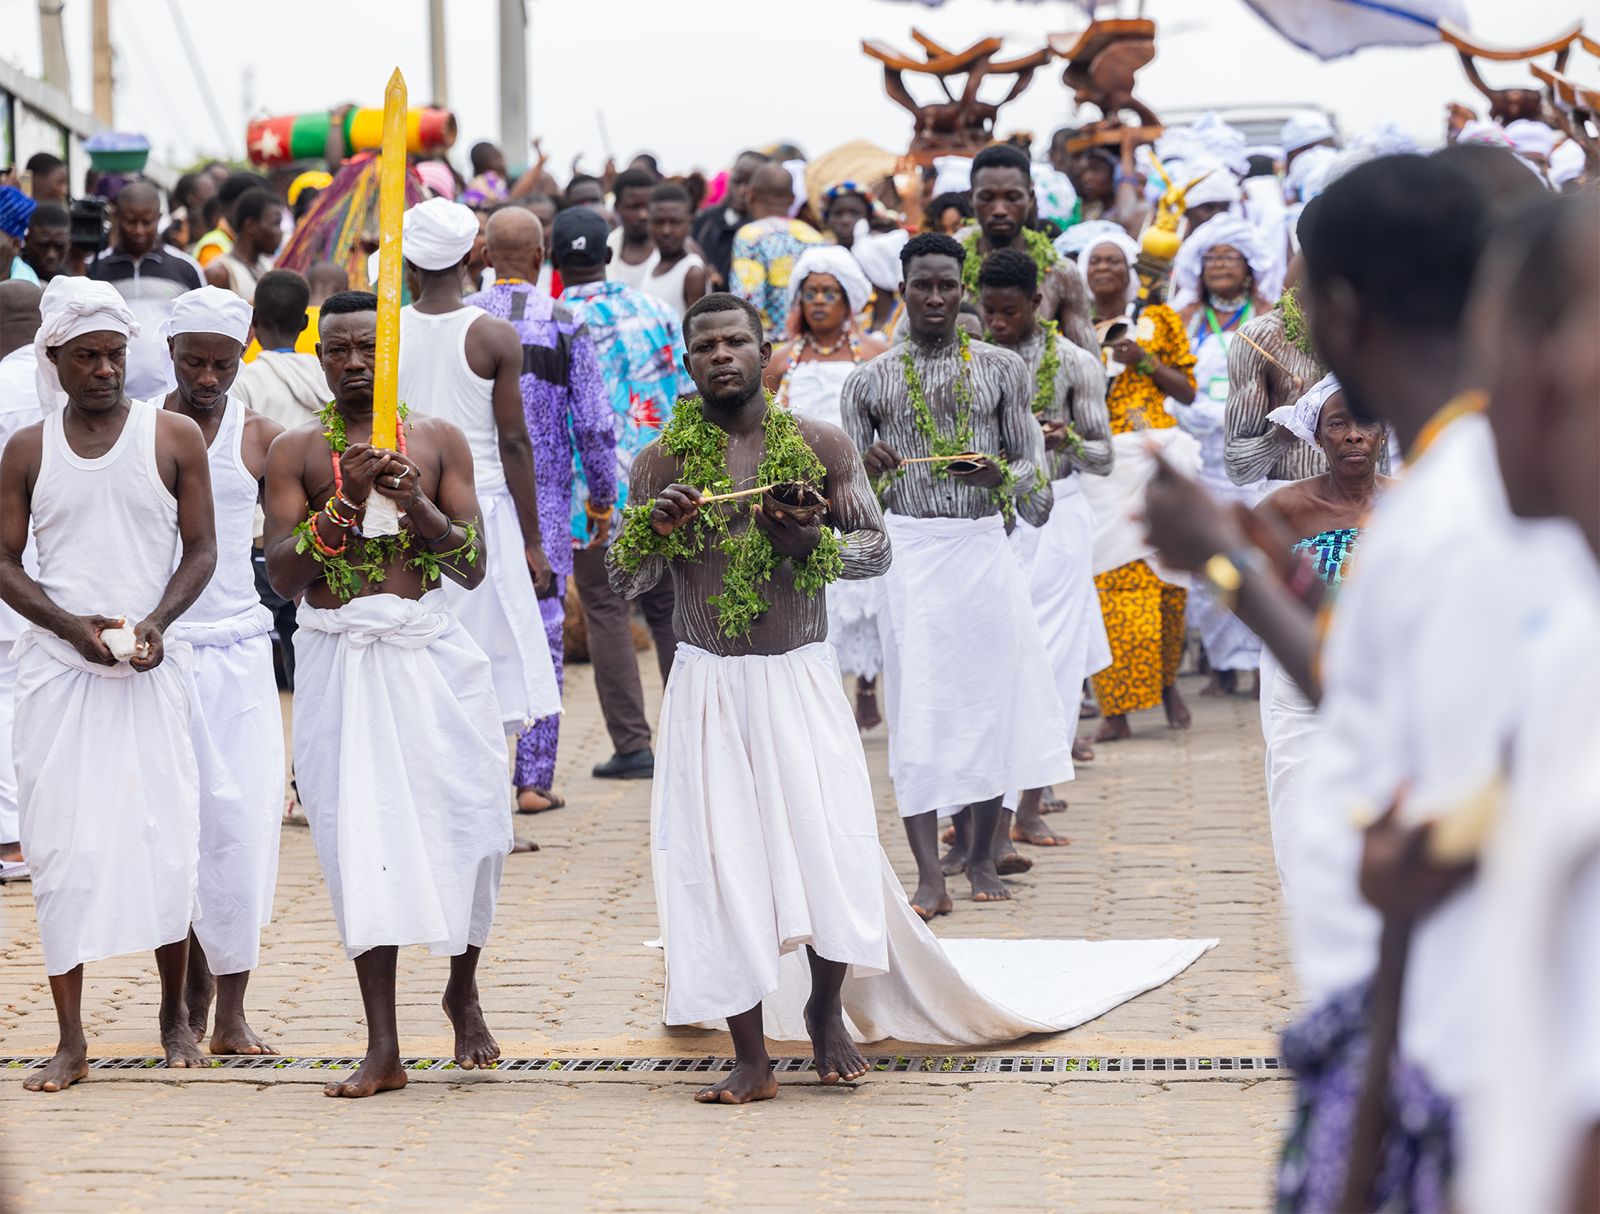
left=163, top=285, right=252, bottom=348
left=1549, top=139, right=1586, bottom=187
left=1281, top=111, right=1336, bottom=155
left=1246, top=144, right=1286, bottom=167
left=1190, top=113, right=1250, bottom=177
left=1503, top=120, right=1560, bottom=161
left=1183, top=161, right=1243, bottom=209
left=402, top=197, right=480, bottom=271
left=1268, top=373, right=1340, bottom=446
left=1056, top=221, right=1142, bottom=304
left=850, top=228, right=909, bottom=293
left=783, top=159, right=808, bottom=218
left=1172, top=215, right=1272, bottom=302
left=1285, top=144, right=1338, bottom=202
left=787, top=245, right=872, bottom=317
left=931, top=155, right=973, bottom=197
left=33, top=276, right=141, bottom=413
left=1031, top=162, right=1078, bottom=226
left=1456, top=120, right=1514, bottom=150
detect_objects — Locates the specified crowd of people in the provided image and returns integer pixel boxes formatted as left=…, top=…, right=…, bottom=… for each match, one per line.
left=0, top=89, right=1596, bottom=1213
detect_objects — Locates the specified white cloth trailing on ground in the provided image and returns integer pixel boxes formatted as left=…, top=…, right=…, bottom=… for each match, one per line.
left=13, top=631, right=200, bottom=974
left=877, top=513, right=1075, bottom=818
left=169, top=610, right=284, bottom=975
left=1260, top=648, right=1318, bottom=902
left=439, top=486, right=561, bottom=731
left=1011, top=475, right=1112, bottom=710
left=651, top=640, right=1218, bottom=1041
left=292, top=592, right=512, bottom=959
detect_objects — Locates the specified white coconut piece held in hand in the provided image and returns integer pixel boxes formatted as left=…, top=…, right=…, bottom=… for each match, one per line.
left=100, top=619, right=139, bottom=661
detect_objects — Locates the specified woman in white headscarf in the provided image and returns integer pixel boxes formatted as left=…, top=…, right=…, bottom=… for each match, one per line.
left=762, top=246, right=890, bottom=727
left=1168, top=214, right=1279, bottom=694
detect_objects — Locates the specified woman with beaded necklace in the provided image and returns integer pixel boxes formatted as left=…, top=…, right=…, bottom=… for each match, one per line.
left=764, top=247, right=889, bottom=728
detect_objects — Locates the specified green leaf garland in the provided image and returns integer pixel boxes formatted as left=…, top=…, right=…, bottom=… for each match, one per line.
left=1279, top=286, right=1316, bottom=360
left=298, top=401, right=481, bottom=602
left=610, top=392, right=844, bottom=640
left=962, top=227, right=1059, bottom=297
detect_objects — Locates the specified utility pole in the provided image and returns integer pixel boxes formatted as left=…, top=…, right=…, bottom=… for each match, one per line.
left=428, top=0, right=449, bottom=108
left=92, top=0, right=114, bottom=125
left=498, top=0, right=528, bottom=168
left=37, top=0, right=71, bottom=95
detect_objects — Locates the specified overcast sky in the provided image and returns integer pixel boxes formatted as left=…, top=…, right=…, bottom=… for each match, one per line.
left=1, top=0, right=1588, bottom=174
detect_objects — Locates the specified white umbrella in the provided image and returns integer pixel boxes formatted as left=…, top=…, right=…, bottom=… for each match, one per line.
left=1237, top=0, right=1470, bottom=61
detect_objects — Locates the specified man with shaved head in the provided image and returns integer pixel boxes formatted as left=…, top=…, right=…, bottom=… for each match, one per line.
left=467, top=206, right=616, bottom=816
left=730, top=161, right=823, bottom=336
left=88, top=180, right=204, bottom=400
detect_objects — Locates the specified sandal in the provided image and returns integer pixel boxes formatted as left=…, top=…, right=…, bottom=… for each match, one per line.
left=516, top=787, right=566, bottom=814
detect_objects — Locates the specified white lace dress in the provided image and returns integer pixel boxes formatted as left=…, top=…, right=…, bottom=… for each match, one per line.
left=785, top=360, right=883, bottom=679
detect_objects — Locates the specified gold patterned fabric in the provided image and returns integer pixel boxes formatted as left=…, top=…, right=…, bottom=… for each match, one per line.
left=1092, top=558, right=1187, bottom=717
left=1103, top=304, right=1195, bottom=435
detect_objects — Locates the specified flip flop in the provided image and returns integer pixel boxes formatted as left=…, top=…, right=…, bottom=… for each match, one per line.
left=0, top=860, right=30, bottom=884
left=515, top=788, right=566, bottom=814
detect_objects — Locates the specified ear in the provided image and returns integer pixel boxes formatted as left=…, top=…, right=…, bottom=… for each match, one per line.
left=759, top=338, right=772, bottom=370
left=603, top=247, right=614, bottom=266
left=1032, top=290, right=1043, bottom=311
left=167, top=335, right=177, bottom=358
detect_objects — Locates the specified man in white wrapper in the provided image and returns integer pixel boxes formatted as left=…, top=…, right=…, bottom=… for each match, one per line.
left=0, top=276, right=218, bottom=1091
left=0, top=278, right=44, bottom=882
left=264, top=290, right=511, bottom=1098
left=842, top=232, right=1076, bottom=917
left=975, top=247, right=1114, bottom=850
left=610, top=292, right=1215, bottom=1105
left=396, top=199, right=561, bottom=810
left=156, top=285, right=286, bottom=1056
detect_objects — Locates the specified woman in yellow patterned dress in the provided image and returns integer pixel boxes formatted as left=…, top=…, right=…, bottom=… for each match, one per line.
left=1071, top=224, right=1199, bottom=742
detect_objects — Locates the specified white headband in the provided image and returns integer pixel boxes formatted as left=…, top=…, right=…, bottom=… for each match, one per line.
left=1268, top=372, right=1341, bottom=445
left=402, top=197, right=480, bottom=271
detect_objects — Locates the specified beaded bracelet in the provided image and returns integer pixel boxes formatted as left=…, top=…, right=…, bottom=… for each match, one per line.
left=307, top=510, right=348, bottom=557
left=324, top=498, right=358, bottom=529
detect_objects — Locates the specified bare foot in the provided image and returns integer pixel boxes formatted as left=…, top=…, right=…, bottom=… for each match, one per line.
left=1071, top=737, right=1095, bottom=763
left=994, top=848, right=1033, bottom=875
left=442, top=989, right=500, bottom=1070
left=23, top=1043, right=88, bottom=1093
left=1199, top=671, right=1234, bottom=698
left=1163, top=685, right=1192, bottom=730
left=162, top=1023, right=208, bottom=1070
left=210, top=1016, right=278, bottom=1056
left=910, top=882, right=953, bottom=920
left=694, top=1060, right=778, bottom=1104
left=324, top=1051, right=408, bottom=1098
left=968, top=859, right=1012, bottom=902
left=1094, top=713, right=1132, bottom=743
left=854, top=683, right=882, bottom=731
left=510, top=838, right=541, bottom=854
left=515, top=787, right=565, bottom=814
left=1040, top=788, right=1068, bottom=814
left=1012, top=818, right=1072, bottom=847
left=1079, top=695, right=1100, bottom=720
left=805, top=1001, right=868, bottom=1085
left=939, top=823, right=957, bottom=845
left=939, top=842, right=968, bottom=877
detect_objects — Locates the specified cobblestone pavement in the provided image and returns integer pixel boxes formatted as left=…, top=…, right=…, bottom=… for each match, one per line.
left=0, top=653, right=1294, bottom=1212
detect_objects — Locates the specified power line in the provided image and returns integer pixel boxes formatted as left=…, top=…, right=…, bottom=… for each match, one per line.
left=162, top=0, right=233, bottom=154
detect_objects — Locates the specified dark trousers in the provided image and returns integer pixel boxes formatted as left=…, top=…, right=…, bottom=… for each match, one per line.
left=571, top=546, right=675, bottom=755
left=253, top=547, right=297, bottom=688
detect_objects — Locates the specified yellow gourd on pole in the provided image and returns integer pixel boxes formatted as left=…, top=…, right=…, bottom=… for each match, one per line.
left=371, top=68, right=407, bottom=452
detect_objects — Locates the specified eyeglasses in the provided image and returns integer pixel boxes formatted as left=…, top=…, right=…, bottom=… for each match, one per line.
left=1201, top=252, right=1246, bottom=266
left=801, top=287, right=843, bottom=304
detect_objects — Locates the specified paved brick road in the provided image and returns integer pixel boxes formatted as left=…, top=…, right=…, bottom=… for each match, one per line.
left=0, top=656, right=1294, bottom=1212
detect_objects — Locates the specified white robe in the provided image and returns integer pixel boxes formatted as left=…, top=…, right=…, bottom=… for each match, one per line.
left=169, top=609, right=285, bottom=976
left=877, top=513, right=1075, bottom=818
left=12, top=630, right=200, bottom=974
left=1260, top=648, right=1318, bottom=902
left=292, top=592, right=512, bottom=959
left=439, top=487, right=561, bottom=732
left=653, top=641, right=1217, bottom=1041
left=1080, top=427, right=1201, bottom=580
left=1011, top=476, right=1112, bottom=711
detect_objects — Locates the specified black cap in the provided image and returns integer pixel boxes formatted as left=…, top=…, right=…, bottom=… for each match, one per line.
left=551, top=207, right=610, bottom=268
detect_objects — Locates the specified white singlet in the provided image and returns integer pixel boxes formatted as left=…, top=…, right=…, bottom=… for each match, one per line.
left=34, top=401, right=177, bottom=619
left=642, top=253, right=705, bottom=318
left=182, top=399, right=266, bottom=625
left=398, top=306, right=504, bottom=493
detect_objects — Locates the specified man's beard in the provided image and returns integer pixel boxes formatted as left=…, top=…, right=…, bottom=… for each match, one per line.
left=701, top=373, right=758, bottom=409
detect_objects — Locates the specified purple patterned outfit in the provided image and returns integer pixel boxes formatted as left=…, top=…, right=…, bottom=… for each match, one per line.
left=467, top=281, right=616, bottom=789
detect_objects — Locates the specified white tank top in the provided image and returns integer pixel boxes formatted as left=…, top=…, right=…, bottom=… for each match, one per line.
left=398, top=306, right=504, bottom=493
left=31, top=401, right=179, bottom=622
left=181, top=399, right=261, bottom=624
left=784, top=360, right=855, bottom=430
left=641, top=253, right=705, bottom=318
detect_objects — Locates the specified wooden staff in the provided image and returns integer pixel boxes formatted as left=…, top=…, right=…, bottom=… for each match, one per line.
left=898, top=451, right=984, bottom=466
left=1234, top=330, right=1306, bottom=391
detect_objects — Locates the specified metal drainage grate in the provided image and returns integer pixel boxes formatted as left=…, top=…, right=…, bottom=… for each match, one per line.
left=0, top=1054, right=1283, bottom=1076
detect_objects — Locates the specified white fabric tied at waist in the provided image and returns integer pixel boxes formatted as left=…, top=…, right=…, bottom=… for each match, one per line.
left=13, top=626, right=194, bottom=680
left=296, top=591, right=454, bottom=650
left=883, top=510, right=1004, bottom=543
left=168, top=603, right=273, bottom=649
